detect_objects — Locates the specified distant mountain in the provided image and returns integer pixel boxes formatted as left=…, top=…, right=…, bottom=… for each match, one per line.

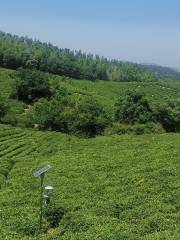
left=140, top=64, right=180, bottom=82
left=174, top=68, right=180, bottom=73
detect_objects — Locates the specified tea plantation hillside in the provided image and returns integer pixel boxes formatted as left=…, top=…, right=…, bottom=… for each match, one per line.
left=0, top=67, right=180, bottom=116
left=66, top=78, right=180, bottom=112
left=0, top=124, right=179, bottom=239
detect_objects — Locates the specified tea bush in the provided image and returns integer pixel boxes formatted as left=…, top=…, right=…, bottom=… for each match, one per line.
left=105, top=122, right=165, bottom=135
left=0, top=124, right=179, bottom=239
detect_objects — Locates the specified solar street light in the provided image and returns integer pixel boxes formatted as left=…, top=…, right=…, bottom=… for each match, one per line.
left=34, top=165, right=52, bottom=230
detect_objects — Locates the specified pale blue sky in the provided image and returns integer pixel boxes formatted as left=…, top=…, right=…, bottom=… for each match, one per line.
left=0, top=0, right=180, bottom=67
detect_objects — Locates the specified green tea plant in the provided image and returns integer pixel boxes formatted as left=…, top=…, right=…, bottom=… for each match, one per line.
left=0, top=124, right=179, bottom=239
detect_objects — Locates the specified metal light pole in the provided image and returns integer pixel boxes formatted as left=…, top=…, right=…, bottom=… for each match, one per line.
left=34, top=165, right=51, bottom=231
left=39, top=173, right=44, bottom=230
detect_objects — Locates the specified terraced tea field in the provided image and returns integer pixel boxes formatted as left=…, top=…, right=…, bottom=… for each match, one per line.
left=1, top=67, right=180, bottom=119
left=0, top=124, right=179, bottom=239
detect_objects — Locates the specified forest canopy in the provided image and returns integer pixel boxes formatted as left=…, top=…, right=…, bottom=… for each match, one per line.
left=0, top=31, right=158, bottom=82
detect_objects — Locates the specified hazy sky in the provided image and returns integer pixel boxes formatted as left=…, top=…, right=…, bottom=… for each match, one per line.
left=0, top=0, right=180, bottom=68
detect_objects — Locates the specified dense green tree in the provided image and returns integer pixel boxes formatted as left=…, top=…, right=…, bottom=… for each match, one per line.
left=28, top=93, right=109, bottom=136
left=155, top=99, right=180, bottom=132
left=0, top=31, right=158, bottom=82
left=65, top=94, right=109, bottom=135
left=13, top=68, right=52, bottom=102
left=27, top=98, right=53, bottom=129
left=115, top=91, right=153, bottom=124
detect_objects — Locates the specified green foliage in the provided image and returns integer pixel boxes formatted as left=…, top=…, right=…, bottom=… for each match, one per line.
left=114, top=91, right=180, bottom=133
left=155, top=99, right=180, bottom=132
left=26, top=98, right=53, bottom=129
left=0, top=94, right=8, bottom=121
left=1, top=67, right=180, bottom=134
left=67, top=78, right=180, bottom=113
left=0, top=31, right=180, bottom=239
left=0, top=31, right=158, bottom=82
left=115, top=91, right=153, bottom=124
left=45, top=207, right=66, bottom=228
left=141, top=64, right=180, bottom=82
left=105, top=122, right=165, bottom=135
left=61, top=93, right=109, bottom=136
left=12, top=68, right=51, bottom=102
left=0, top=125, right=179, bottom=239
left=27, top=93, right=109, bottom=136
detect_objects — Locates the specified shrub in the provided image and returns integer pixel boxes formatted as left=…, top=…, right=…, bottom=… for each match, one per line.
left=115, top=91, right=153, bottom=124
left=155, top=99, right=180, bottom=132
left=105, top=122, right=164, bottom=135
left=26, top=98, right=53, bottom=130
left=13, top=217, right=39, bottom=236
left=0, top=94, right=9, bottom=122
left=66, top=94, right=109, bottom=136
left=13, top=68, right=52, bottom=103
left=44, top=207, right=66, bottom=228
left=133, top=122, right=164, bottom=135
left=27, top=93, right=109, bottom=136
left=2, top=112, right=18, bottom=126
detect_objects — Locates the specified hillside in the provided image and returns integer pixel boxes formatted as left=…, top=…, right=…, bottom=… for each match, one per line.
left=0, top=66, right=180, bottom=137
left=0, top=67, right=180, bottom=116
left=0, top=30, right=180, bottom=240
left=0, top=124, right=180, bottom=239
left=175, top=68, right=180, bottom=73
left=141, top=64, right=180, bottom=82
left=1, top=31, right=180, bottom=84
left=0, top=31, right=158, bottom=82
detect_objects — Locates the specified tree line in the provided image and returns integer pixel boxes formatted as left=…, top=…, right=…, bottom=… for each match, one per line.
left=0, top=69, right=178, bottom=137
left=0, top=31, right=158, bottom=82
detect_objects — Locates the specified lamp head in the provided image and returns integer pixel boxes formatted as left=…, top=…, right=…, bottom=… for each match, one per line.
left=45, top=186, right=54, bottom=195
